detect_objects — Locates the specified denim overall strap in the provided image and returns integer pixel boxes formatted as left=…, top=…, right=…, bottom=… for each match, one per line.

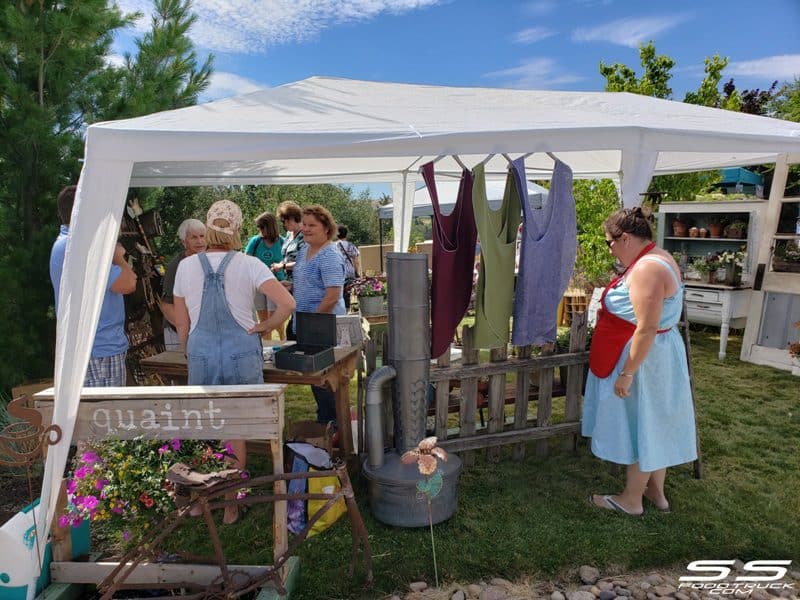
left=187, top=252, right=264, bottom=385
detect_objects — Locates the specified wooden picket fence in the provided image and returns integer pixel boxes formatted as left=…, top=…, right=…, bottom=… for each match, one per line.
left=362, top=312, right=589, bottom=465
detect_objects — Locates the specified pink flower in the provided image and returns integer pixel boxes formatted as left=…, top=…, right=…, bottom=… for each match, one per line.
left=94, top=479, right=108, bottom=491
left=240, top=470, right=250, bottom=480
left=66, top=479, right=77, bottom=495
left=213, top=452, right=224, bottom=460
left=236, top=490, right=247, bottom=500
left=74, top=465, right=93, bottom=480
left=122, top=531, right=130, bottom=541
left=223, top=442, right=234, bottom=455
left=158, top=444, right=169, bottom=455
left=170, top=439, right=181, bottom=451
left=70, top=516, right=83, bottom=528
left=58, top=515, right=70, bottom=528
left=79, top=495, right=99, bottom=511
left=80, top=451, right=100, bottom=464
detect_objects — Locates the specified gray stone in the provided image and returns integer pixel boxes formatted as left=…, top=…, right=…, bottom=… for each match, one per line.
left=647, top=576, right=664, bottom=586
left=568, top=592, right=598, bottom=600
left=675, top=592, right=691, bottom=600
left=599, top=591, right=617, bottom=600
left=733, top=559, right=745, bottom=573
left=468, top=584, right=484, bottom=598
left=581, top=586, right=596, bottom=593
left=452, top=592, right=466, bottom=600
left=551, top=592, right=566, bottom=600
left=409, top=582, right=428, bottom=592
left=617, top=589, right=632, bottom=597
left=640, top=583, right=652, bottom=591
left=767, top=587, right=783, bottom=597
left=789, top=571, right=800, bottom=581
left=580, top=566, right=601, bottom=585
left=479, top=586, right=508, bottom=600
left=390, top=596, right=402, bottom=600
left=647, top=593, right=659, bottom=600
left=599, top=582, right=616, bottom=592
left=631, top=588, right=647, bottom=600
left=614, top=582, right=630, bottom=589
left=654, top=585, right=676, bottom=596
left=688, top=592, right=700, bottom=600
left=591, top=586, right=602, bottom=596
left=491, top=579, right=514, bottom=590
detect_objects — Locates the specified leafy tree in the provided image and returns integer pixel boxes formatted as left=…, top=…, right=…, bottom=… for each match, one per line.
left=572, top=179, right=620, bottom=288
left=771, top=78, right=800, bottom=122
left=600, top=41, right=674, bottom=99
left=683, top=54, right=740, bottom=111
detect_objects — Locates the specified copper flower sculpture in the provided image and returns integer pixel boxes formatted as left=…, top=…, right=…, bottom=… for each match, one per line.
left=401, top=436, right=448, bottom=587
left=401, top=436, right=448, bottom=477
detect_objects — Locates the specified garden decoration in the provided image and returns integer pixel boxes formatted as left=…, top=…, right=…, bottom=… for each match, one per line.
left=789, top=321, right=800, bottom=362
left=0, top=396, right=62, bottom=469
left=351, top=276, right=387, bottom=316
left=719, top=248, right=746, bottom=286
left=60, top=438, right=243, bottom=549
left=772, top=242, right=800, bottom=273
left=691, top=254, right=721, bottom=283
left=401, top=436, right=449, bottom=588
left=707, top=217, right=727, bottom=238
left=97, top=460, right=373, bottom=599
left=671, top=218, right=688, bottom=237
left=724, top=220, right=747, bottom=239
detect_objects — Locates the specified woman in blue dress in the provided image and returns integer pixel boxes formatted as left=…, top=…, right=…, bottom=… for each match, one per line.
left=583, top=207, right=697, bottom=515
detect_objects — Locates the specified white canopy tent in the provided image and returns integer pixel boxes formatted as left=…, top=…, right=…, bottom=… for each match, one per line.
left=377, top=179, right=549, bottom=219
left=25, top=76, right=800, bottom=593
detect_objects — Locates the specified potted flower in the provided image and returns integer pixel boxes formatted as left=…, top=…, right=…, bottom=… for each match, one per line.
left=691, top=254, right=721, bottom=283
left=60, top=438, right=242, bottom=549
left=351, top=276, right=387, bottom=316
left=772, top=242, right=800, bottom=273
left=724, top=220, right=748, bottom=239
left=719, top=248, right=747, bottom=286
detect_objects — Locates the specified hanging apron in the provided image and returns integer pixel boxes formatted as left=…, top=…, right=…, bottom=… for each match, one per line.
left=588, top=243, right=670, bottom=378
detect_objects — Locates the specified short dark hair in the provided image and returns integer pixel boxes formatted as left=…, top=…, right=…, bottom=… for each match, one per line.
left=57, top=185, right=77, bottom=225
left=337, top=225, right=348, bottom=239
left=603, top=207, right=653, bottom=241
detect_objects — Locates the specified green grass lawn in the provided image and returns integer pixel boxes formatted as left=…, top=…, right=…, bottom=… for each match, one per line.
left=104, top=330, right=800, bottom=599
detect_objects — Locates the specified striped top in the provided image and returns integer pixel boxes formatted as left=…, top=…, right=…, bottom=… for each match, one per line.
left=292, top=244, right=346, bottom=317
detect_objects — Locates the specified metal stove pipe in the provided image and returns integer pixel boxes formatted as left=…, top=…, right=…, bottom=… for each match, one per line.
left=386, top=252, right=430, bottom=454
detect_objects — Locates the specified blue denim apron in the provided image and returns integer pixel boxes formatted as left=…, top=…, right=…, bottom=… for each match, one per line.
left=187, top=252, right=264, bottom=385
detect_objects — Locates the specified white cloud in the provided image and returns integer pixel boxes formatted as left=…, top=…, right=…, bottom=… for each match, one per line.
left=116, top=0, right=443, bottom=54
left=572, top=14, right=689, bottom=48
left=485, top=58, right=584, bottom=89
left=523, top=1, right=556, bottom=16
left=104, top=53, right=127, bottom=69
left=115, top=0, right=152, bottom=32
left=512, top=26, right=556, bottom=45
left=203, top=72, right=266, bottom=101
left=728, top=55, right=800, bottom=80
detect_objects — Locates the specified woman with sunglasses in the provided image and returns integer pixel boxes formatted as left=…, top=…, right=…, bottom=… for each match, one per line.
left=274, top=201, right=305, bottom=339
left=583, top=207, right=696, bottom=516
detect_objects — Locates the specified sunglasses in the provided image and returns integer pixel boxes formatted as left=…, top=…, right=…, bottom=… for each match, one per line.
left=605, top=235, right=621, bottom=248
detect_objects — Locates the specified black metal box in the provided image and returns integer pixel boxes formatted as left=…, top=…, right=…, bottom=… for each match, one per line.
left=274, top=312, right=337, bottom=372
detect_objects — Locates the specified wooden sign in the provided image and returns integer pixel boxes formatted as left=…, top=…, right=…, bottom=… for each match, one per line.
left=33, top=385, right=285, bottom=442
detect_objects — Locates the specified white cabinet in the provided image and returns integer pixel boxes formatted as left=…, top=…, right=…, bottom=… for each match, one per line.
left=683, top=283, right=751, bottom=359
left=656, top=200, right=767, bottom=359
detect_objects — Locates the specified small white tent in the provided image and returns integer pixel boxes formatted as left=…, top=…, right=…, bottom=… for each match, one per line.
left=29, top=77, right=800, bottom=593
left=378, top=179, right=549, bottom=219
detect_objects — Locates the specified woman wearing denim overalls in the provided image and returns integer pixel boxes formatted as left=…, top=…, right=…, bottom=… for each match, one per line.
left=173, top=200, right=295, bottom=523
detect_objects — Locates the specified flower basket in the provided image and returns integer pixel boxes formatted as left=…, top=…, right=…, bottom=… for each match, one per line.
left=358, top=295, right=386, bottom=316
left=772, top=258, right=800, bottom=273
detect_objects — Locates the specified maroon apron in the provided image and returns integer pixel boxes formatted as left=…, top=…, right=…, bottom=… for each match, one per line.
left=589, top=243, right=670, bottom=378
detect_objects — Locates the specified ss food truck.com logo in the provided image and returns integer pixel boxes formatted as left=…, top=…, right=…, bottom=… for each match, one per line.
left=679, top=561, right=795, bottom=596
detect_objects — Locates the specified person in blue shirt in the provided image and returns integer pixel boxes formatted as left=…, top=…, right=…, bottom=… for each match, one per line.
left=245, top=211, right=286, bottom=339
left=49, top=185, right=137, bottom=386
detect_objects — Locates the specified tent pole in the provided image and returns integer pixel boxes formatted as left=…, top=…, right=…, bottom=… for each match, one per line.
left=379, top=218, right=384, bottom=274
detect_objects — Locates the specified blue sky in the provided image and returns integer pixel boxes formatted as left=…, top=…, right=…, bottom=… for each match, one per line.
left=113, top=0, right=800, bottom=195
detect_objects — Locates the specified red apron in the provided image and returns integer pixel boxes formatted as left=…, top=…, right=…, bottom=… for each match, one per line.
left=589, top=243, right=670, bottom=378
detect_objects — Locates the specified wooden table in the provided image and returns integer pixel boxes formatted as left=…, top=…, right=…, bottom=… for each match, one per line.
left=140, top=347, right=361, bottom=456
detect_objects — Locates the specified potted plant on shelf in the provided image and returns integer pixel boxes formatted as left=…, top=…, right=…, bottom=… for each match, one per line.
left=352, top=276, right=387, bottom=316
left=707, top=216, right=728, bottom=238
left=772, top=242, right=800, bottom=273
left=691, top=254, right=721, bottom=283
left=724, top=220, right=748, bottom=239
left=671, top=217, right=689, bottom=237
left=719, top=248, right=747, bottom=286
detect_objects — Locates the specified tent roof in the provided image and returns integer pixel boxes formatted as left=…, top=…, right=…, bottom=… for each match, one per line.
left=88, top=76, right=800, bottom=188
left=378, top=179, right=549, bottom=219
